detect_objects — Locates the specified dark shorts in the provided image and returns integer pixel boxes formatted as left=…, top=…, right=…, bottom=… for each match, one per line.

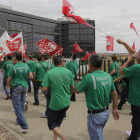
left=47, top=106, right=69, bottom=130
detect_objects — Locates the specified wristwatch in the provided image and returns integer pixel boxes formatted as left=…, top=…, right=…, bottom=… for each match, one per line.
left=133, top=54, right=137, bottom=58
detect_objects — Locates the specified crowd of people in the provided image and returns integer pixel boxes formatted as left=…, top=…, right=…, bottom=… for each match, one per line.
left=0, top=39, right=140, bottom=140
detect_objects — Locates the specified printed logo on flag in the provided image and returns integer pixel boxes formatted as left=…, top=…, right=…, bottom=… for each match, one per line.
left=6, top=38, right=21, bottom=52
left=0, top=47, right=3, bottom=52
left=44, top=42, right=57, bottom=52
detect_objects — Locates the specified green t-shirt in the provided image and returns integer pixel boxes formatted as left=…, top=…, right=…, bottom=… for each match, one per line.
left=1, top=60, right=13, bottom=79
left=8, top=62, right=31, bottom=89
left=76, top=70, right=116, bottom=110
left=33, top=61, right=46, bottom=81
left=42, top=61, right=49, bottom=71
left=27, top=60, right=36, bottom=72
left=66, top=60, right=79, bottom=78
left=123, top=64, right=140, bottom=106
left=41, top=67, right=75, bottom=110
left=50, top=63, right=55, bottom=70
left=109, top=61, right=120, bottom=80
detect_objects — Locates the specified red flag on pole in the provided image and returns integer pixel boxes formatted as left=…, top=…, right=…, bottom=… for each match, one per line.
left=57, top=48, right=63, bottom=55
left=44, top=38, right=63, bottom=57
left=36, top=39, right=46, bottom=54
left=129, top=41, right=136, bottom=57
left=73, top=43, right=84, bottom=54
left=89, top=51, right=96, bottom=55
left=63, top=0, right=74, bottom=16
left=106, top=36, right=114, bottom=51
left=130, top=23, right=139, bottom=37
left=62, top=0, right=92, bottom=27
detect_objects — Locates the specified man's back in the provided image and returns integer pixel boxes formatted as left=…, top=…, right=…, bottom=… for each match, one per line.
left=1, top=60, right=13, bottom=78
left=27, top=61, right=35, bottom=72
left=42, top=67, right=74, bottom=110
left=33, top=62, right=46, bottom=81
left=8, top=62, right=31, bottom=89
left=42, top=61, right=49, bottom=71
left=66, top=60, right=79, bottom=78
left=76, top=70, right=115, bottom=110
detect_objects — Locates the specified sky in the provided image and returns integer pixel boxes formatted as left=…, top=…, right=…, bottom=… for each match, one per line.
left=0, top=0, right=140, bottom=53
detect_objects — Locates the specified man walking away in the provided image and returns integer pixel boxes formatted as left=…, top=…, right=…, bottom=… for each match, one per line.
left=42, top=55, right=75, bottom=140
left=117, top=39, right=140, bottom=140
left=7, top=53, right=33, bottom=133
left=27, top=55, right=35, bottom=92
left=1, top=55, right=13, bottom=100
left=75, top=54, right=119, bottom=140
left=33, top=55, right=47, bottom=105
left=66, top=54, right=79, bottom=101
left=42, top=55, right=49, bottom=72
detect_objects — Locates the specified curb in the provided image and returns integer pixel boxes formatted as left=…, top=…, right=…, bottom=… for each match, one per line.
left=0, top=121, right=26, bottom=140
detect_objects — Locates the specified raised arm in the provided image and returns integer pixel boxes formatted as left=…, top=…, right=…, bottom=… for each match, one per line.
left=117, top=39, right=135, bottom=54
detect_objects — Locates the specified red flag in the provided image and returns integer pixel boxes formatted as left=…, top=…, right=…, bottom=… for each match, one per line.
left=129, top=41, right=136, bottom=57
left=44, top=38, right=63, bottom=57
left=18, top=43, right=27, bottom=54
left=63, top=0, right=92, bottom=27
left=36, top=39, right=46, bottom=54
left=89, top=51, right=96, bottom=55
left=73, top=43, right=84, bottom=54
left=63, top=0, right=74, bottom=16
left=65, top=15, right=91, bottom=27
left=82, top=52, right=90, bottom=61
left=130, top=23, right=139, bottom=37
left=106, top=36, right=114, bottom=51
left=10, top=33, right=19, bottom=39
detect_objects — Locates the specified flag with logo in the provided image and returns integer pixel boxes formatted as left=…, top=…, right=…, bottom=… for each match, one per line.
left=0, top=31, right=23, bottom=54
left=62, top=0, right=92, bottom=27
left=106, top=36, right=114, bottom=51
left=73, top=43, right=84, bottom=54
left=44, top=38, right=63, bottom=57
left=130, top=23, right=139, bottom=37
left=36, top=39, right=46, bottom=54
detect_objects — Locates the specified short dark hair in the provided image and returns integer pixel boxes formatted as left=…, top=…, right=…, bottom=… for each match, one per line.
left=111, top=55, right=117, bottom=61
left=29, top=55, right=32, bottom=60
left=15, top=53, right=22, bottom=61
left=54, top=55, right=64, bottom=66
left=7, top=55, right=12, bottom=60
left=72, top=54, right=77, bottom=60
left=43, top=55, right=48, bottom=60
left=37, top=55, right=42, bottom=61
left=88, top=54, right=102, bottom=68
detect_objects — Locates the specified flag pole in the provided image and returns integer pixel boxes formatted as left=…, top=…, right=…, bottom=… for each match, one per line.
left=90, top=26, right=117, bottom=41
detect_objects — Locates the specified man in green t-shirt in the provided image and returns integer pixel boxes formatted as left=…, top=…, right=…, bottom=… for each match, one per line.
left=109, top=55, right=121, bottom=98
left=7, top=53, right=33, bottom=133
left=42, top=55, right=49, bottom=72
left=75, top=54, right=119, bottom=140
left=1, top=55, right=13, bottom=100
left=42, top=55, right=75, bottom=140
left=117, top=39, right=140, bottom=140
left=65, top=54, right=79, bottom=101
left=33, top=55, right=47, bottom=105
left=27, top=55, right=35, bottom=92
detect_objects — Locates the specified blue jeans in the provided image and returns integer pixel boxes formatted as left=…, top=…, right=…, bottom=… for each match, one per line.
left=87, top=109, right=109, bottom=140
left=114, top=81, right=121, bottom=97
left=12, top=85, right=29, bottom=129
left=3, top=78, right=11, bottom=96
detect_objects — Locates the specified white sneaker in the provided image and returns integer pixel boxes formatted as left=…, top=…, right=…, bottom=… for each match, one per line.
left=24, top=102, right=28, bottom=111
left=41, top=113, right=47, bottom=118
left=19, top=129, right=28, bottom=133
left=12, top=108, right=15, bottom=112
left=126, top=131, right=131, bottom=136
left=63, top=117, right=67, bottom=120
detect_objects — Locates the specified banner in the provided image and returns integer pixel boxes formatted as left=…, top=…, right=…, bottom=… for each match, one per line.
left=106, top=36, right=114, bottom=51
left=36, top=39, right=46, bottom=54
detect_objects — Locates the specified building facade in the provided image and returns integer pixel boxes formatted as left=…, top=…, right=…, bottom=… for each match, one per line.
left=0, top=7, right=95, bottom=58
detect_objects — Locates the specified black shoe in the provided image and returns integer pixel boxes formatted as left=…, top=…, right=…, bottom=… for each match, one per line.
left=71, top=99, right=76, bottom=102
left=33, top=103, right=39, bottom=106
left=117, top=106, right=122, bottom=110
left=129, top=112, right=132, bottom=115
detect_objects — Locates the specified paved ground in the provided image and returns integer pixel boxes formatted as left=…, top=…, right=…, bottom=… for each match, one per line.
left=0, top=83, right=132, bottom=140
